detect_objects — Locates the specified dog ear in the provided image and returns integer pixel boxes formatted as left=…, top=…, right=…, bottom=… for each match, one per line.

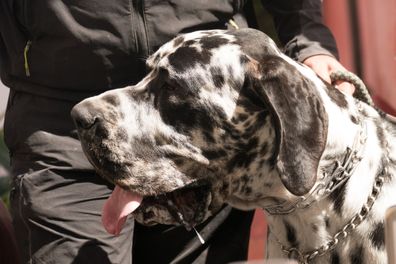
left=247, top=55, right=328, bottom=196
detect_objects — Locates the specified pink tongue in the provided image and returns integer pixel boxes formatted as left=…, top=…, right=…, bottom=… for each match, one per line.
left=102, top=186, right=143, bottom=235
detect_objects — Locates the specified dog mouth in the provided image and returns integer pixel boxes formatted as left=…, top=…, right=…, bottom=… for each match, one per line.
left=102, top=181, right=212, bottom=235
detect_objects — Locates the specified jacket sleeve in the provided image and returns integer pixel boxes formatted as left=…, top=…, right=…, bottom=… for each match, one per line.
left=261, top=0, right=339, bottom=62
left=0, top=0, right=28, bottom=84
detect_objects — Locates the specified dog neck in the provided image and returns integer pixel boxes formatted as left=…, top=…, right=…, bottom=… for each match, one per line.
left=265, top=120, right=367, bottom=215
left=220, top=57, right=396, bottom=261
left=224, top=81, right=396, bottom=262
left=263, top=102, right=396, bottom=262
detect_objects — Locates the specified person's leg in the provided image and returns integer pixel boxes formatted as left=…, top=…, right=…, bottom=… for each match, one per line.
left=9, top=160, right=134, bottom=264
left=4, top=90, right=134, bottom=264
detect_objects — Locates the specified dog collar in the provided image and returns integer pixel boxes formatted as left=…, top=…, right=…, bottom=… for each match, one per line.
left=264, top=114, right=367, bottom=215
left=267, top=103, right=391, bottom=263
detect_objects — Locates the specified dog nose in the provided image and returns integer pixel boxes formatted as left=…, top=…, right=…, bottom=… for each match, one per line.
left=71, top=103, right=98, bottom=130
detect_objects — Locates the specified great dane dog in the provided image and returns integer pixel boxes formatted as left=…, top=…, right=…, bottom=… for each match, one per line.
left=71, top=29, right=396, bottom=263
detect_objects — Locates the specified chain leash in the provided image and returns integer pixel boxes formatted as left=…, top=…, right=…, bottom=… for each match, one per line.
left=330, top=70, right=374, bottom=107
left=275, top=158, right=386, bottom=264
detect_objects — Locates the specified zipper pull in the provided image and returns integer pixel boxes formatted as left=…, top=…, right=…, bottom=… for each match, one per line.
left=24, top=40, right=32, bottom=77
left=228, top=19, right=239, bottom=30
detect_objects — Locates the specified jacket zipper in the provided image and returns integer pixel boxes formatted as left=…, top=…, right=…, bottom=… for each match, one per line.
left=139, top=0, right=151, bottom=54
left=24, top=40, right=32, bottom=77
left=132, top=0, right=149, bottom=56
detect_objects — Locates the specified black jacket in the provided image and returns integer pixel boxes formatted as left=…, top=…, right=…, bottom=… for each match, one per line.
left=0, top=0, right=338, bottom=102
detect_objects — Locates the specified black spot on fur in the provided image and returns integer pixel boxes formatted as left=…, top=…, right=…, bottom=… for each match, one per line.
left=238, top=77, right=268, bottom=111
left=241, top=174, right=249, bottom=184
left=172, top=157, right=185, bottom=167
left=284, top=221, right=298, bottom=247
left=375, top=120, right=387, bottom=148
left=350, top=115, right=359, bottom=124
left=325, top=215, right=331, bottom=229
left=103, top=95, right=120, bottom=106
left=210, top=66, right=225, bottom=88
left=331, top=252, right=340, bottom=264
left=263, top=183, right=272, bottom=188
left=202, top=149, right=227, bottom=160
left=182, top=39, right=196, bottom=46
left=236, top=113, right=249, bottom=123
left=239, top=54, right=249, bottom=64
left=168, top=46, right=211, bottom=72
left=378, top=157, right=393, bottom=182
left=350, top=244, right=364, bottom=264
left=259, top=142, right=269, bottom=156
left=329, top=180, right=347, bottom=215
left=161, top=51, right=170, bottom=58
left=115, top=128, right=128, bottom=142
left=221, top=182, right=229, bottom=193
left=243, top=115, right=268, bottom=138
left=173, top=36, right=184, bottom=47
left=369, top=222, right=385, bottom=249
left=322, top=153, right=344, bottom=162
left=158, top=81, right=228, bottom=135
left=227, top=137, right=260, bottom=171
left=203, top=131, right=215, bottom=143
left=227, top=152, right=253, bottom=172
left=244, top=186, right=252, bottom=195
left=324, top=82, right=348, bottom=108
left=239, top=137, right=259, bottom=151
left=199, top=35, right=229, bottom=50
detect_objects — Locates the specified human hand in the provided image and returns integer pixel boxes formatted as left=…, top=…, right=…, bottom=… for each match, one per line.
left=303, top=55, right=355, bottom=95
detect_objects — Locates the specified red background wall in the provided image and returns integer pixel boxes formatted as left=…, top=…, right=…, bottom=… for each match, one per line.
left=324, top=0, right=396, bottom=114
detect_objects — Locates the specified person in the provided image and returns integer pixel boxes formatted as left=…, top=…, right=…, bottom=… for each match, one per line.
left=0, top=1, right=354, bottom=263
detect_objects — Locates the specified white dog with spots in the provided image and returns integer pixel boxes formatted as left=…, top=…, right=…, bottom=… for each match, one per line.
left=71, top=29, right=396, bottom=263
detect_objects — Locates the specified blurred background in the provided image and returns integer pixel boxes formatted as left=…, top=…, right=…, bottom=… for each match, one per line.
left=0, top=0, right=395, bottom=262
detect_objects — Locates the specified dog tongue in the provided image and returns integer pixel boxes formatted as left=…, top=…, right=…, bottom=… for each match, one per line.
left=102, top=186, right=143, bottom=235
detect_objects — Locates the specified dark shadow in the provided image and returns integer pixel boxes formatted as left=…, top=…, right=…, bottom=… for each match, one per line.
left=0, top=200, right=20, bottom=264
left=133, top=206, right=254, bottom=264
left=72, top=240, right=111, bottom=264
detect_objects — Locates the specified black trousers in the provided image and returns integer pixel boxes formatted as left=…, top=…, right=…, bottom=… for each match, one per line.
left=4, top=90, right=254, bottom=264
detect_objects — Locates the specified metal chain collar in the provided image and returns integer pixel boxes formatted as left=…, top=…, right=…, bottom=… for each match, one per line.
left=264, top=120, right=367, bottom=215
left=277, top=165, right=386, bottom=264
left=271, top=105, right=390, bottom=263
left=264, top=71, right=374, bottom=216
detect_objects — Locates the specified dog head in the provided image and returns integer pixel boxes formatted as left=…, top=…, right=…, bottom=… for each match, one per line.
left=71, top=28, right=333, bottom=234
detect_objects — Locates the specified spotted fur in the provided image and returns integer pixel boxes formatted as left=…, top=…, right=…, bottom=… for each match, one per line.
left=71, top=29, right=396, bottom=263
